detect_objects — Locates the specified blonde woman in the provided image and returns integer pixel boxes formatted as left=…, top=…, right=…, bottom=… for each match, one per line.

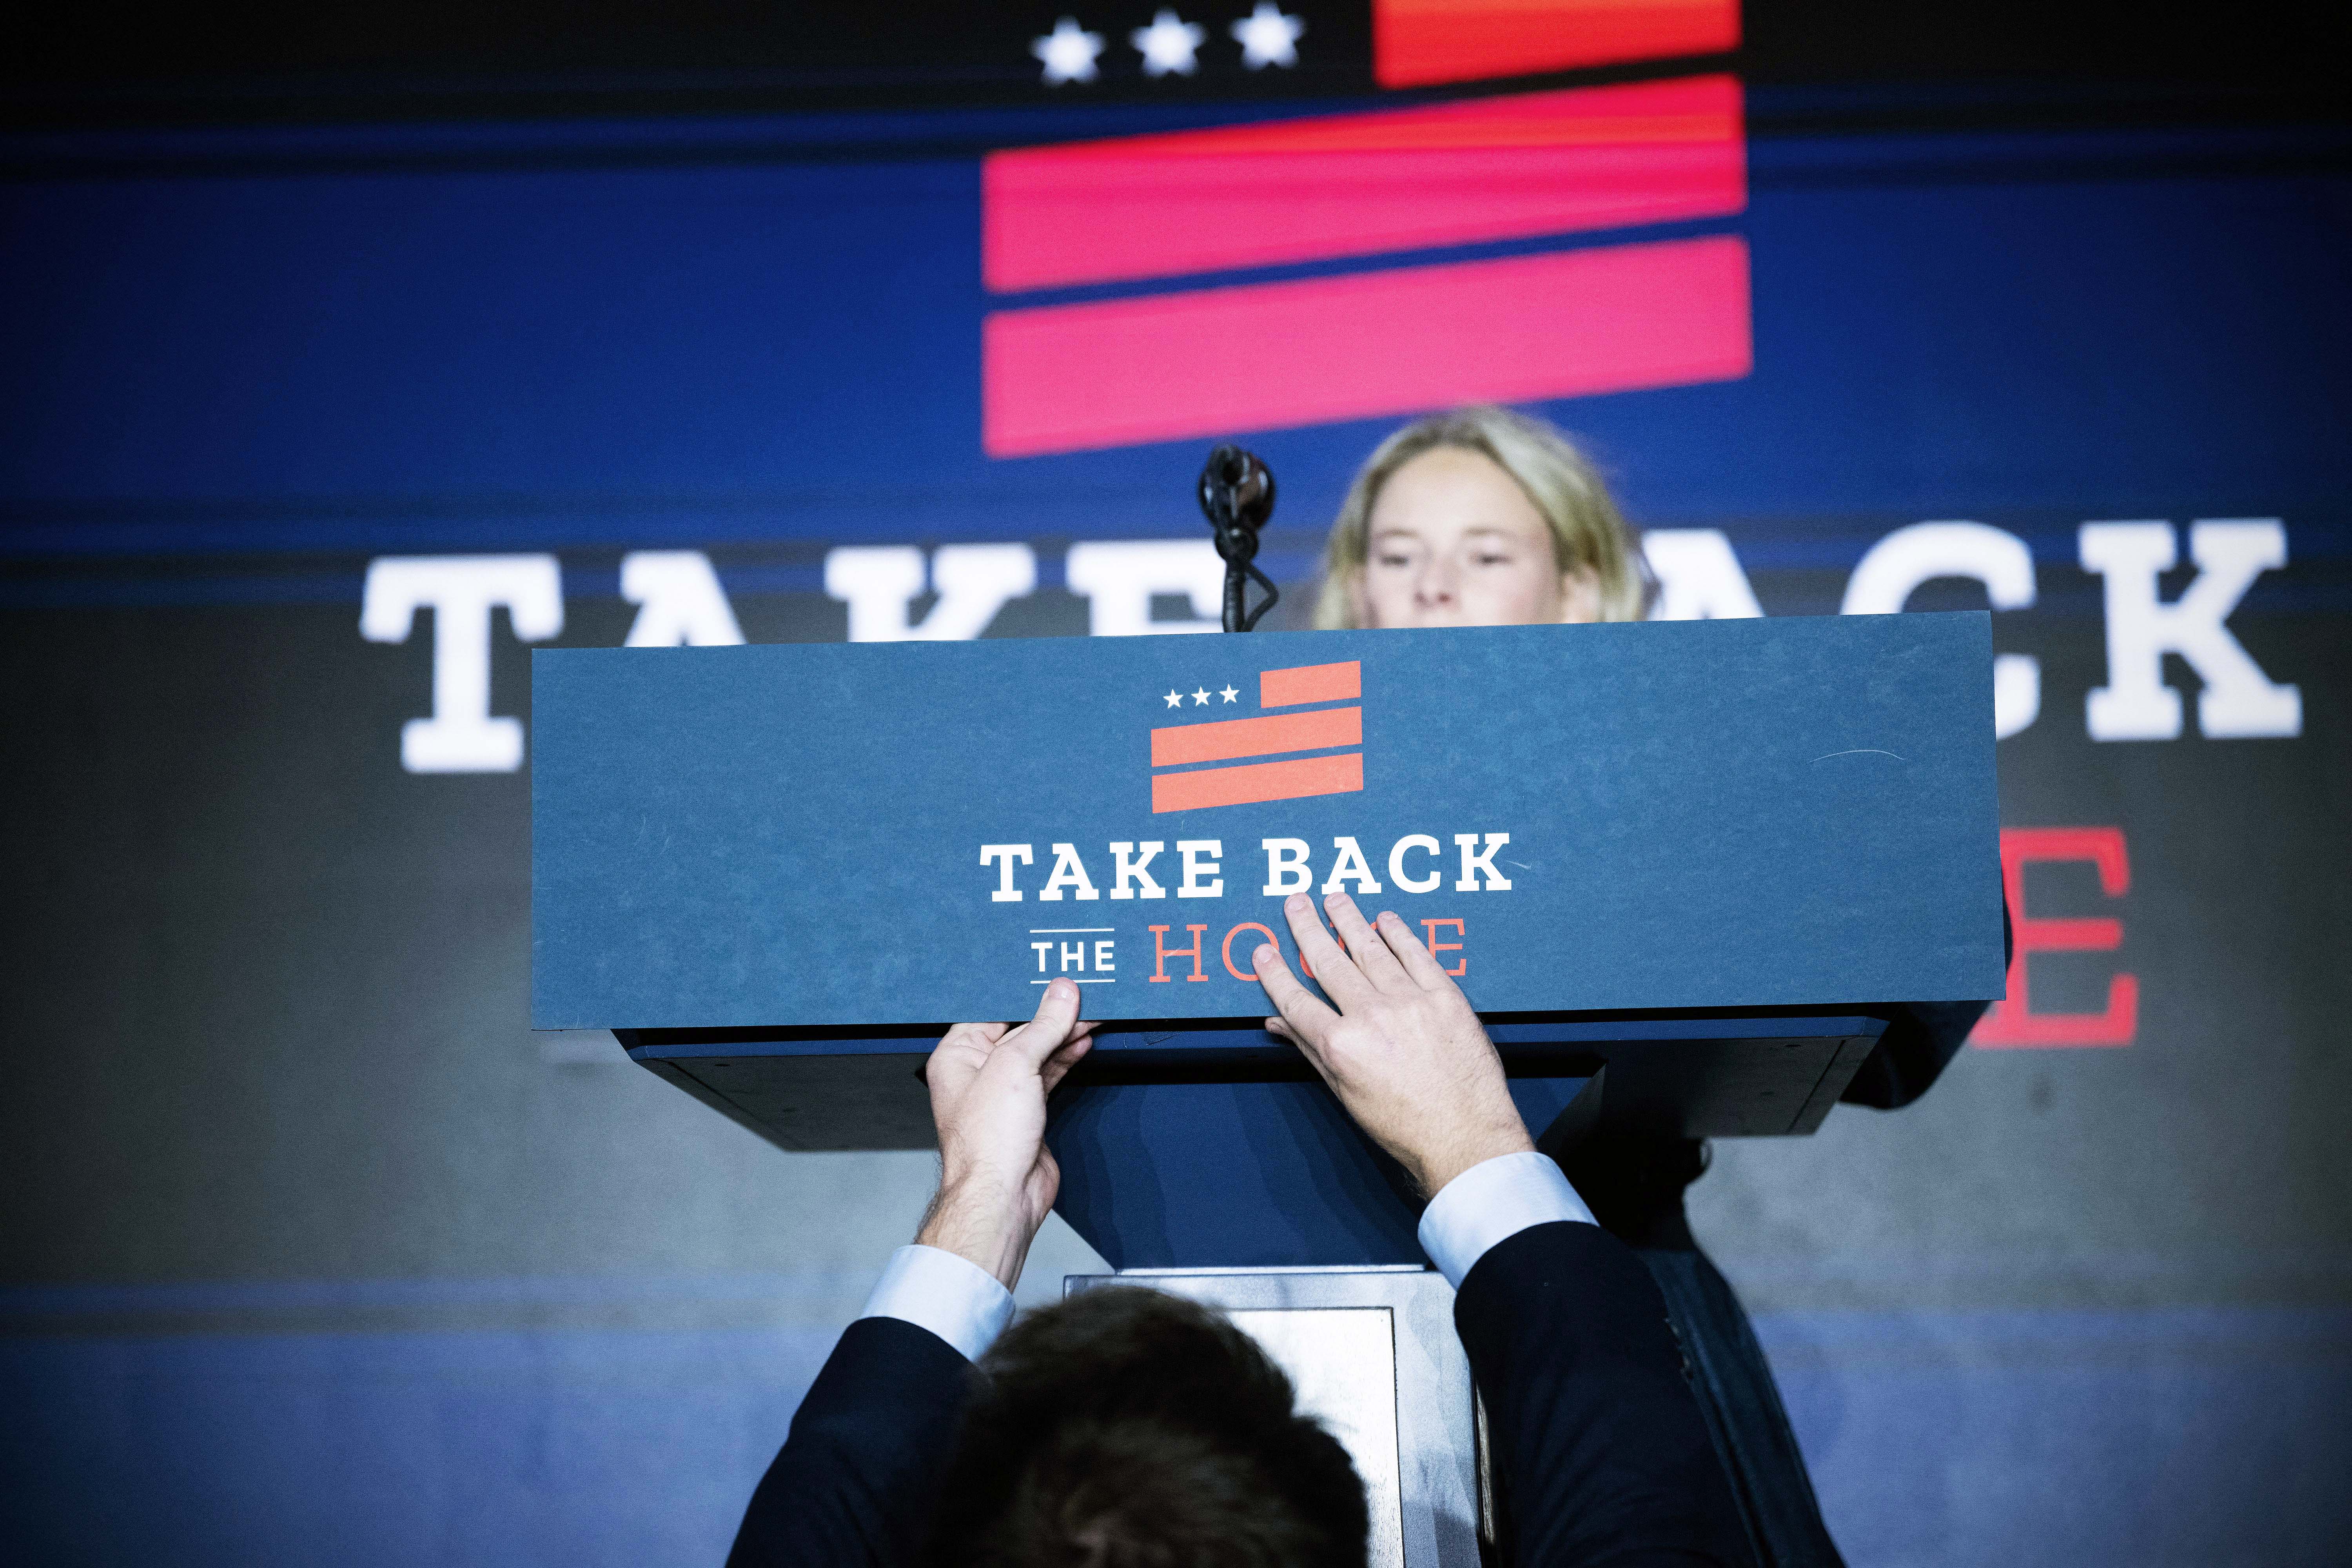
left=1306, top=405, right=1849, bottom=1568
left=1312, top=403, right=1651, bottom=632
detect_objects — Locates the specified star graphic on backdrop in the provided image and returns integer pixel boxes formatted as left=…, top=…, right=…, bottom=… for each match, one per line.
left=1032, top=17, right=1105, bottom=84
left=1132, top=9, right=1206, bottom=76
left=1220, top=684, right=1240, bottom=702
left=1192, top=686, right=1211, bottom=705
left=1164, top=688, right=1185, bottom=708
left=1230, top=3, right=1304, bottom=69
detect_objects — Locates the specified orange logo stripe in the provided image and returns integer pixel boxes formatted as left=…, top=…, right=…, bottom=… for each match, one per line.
left=1152, top=753, right=1366, bottom=814
left=1151, top=705, right=1361, bottom=768
left=1260, top=661, right=1361, bottom=708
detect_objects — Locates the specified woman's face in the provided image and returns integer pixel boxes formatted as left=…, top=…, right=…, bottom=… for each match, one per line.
left=1352, top=446, right=1599, bottom=629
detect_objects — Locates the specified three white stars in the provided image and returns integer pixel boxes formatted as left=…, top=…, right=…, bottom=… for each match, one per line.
left=1163, top=685, right=1242, bottom=708
left=1031, top=7, right=1301, bottom=84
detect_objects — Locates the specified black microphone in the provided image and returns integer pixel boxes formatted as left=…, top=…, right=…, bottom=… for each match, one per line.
left=1197, top=443, right=1279, bottom=633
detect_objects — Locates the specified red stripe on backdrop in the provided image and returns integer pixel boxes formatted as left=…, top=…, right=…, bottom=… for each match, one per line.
left=1152, top=753, right=1365, bottom=813
left=982, top=76, right=1744, bottom=294
left=1152, top=706, right=1363, bottom=767
left=982, top=235, right=1751, bottom=458
left=1374, top=0, right=1740, bottom=89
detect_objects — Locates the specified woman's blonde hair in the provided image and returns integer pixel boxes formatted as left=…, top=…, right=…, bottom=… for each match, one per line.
left=1311, top=405, right=1651, bottom=629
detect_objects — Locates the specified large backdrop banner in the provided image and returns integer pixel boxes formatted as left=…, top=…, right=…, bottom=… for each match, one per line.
left=3, top=5, right=2348, bottom=1563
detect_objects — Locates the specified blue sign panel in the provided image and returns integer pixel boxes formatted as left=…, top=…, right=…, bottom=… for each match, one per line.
left=532, top=612, right=2002, bottom=1029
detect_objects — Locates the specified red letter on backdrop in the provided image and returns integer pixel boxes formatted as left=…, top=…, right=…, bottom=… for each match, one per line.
left=1221, top=922, right=1281, bottom=982
left=1971, top=827, right=2138, bottom=1048
left=1149, top=924, right=1210, bottom=983
left=1421, top=918, right=1466, bottom=978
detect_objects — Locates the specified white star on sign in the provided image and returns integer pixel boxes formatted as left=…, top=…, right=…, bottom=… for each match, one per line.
left=1164, top=688, right=1185, bottom=708
left=1220, top=685, right=1240, bottom=702
left=1033, top=17, right=1105, bottom=85
left=1192, top=687, right=1211, bottom=704
left=1132, top=9, right=1206, bottom=76
left=1230, top=3, right=1303, bottom=69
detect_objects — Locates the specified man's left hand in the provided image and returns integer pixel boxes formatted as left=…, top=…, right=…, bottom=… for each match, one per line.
left=915, top=976, right=1097, bottom=1289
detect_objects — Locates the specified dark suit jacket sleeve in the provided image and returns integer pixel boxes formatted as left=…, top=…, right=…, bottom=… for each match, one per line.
left=1454, top=1221, right=1753, bottom=1567
left=727, top=1315, right=977, bottom=1568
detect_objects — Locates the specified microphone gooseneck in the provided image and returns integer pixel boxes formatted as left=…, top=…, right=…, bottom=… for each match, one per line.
left=1198, top=444, right=1280, bottom=633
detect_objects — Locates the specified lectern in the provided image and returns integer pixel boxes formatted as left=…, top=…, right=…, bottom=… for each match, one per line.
left=532, top=613, right=2002, bottom=1563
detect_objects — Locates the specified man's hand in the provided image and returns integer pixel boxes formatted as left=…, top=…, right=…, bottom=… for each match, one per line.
left=1254, top=891, right=1532, bottom=1198
left=915, top=976, right=1097, bottom=1290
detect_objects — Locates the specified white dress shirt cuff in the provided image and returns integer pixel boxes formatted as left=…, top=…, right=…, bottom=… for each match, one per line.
left=1417, top=1151, right=1597, bottom=1289
left=856, top=1244, right=1016, bottom=1363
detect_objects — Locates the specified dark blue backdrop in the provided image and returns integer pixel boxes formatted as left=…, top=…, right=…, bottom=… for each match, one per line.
left=3, top=93, right=2348, bottom=1568
left=5, top=116, right=2350, bottom=555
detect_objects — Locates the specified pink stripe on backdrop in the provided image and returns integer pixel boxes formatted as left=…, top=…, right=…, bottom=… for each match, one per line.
left=982, top=235, right=1751, bottom=459
left=982, top=76, right=1744, bottom=293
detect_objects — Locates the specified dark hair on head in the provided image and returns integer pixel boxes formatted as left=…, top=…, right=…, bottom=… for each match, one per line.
left=920, top=1287, right=1369, bottom=1568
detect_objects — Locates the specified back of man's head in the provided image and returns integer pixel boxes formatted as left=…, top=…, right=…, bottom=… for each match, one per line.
left=923, top=1286, right=1369, bottom=1566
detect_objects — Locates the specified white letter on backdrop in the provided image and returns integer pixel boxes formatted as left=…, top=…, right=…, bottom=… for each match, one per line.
left=1642, top=530, right=1764, bottom=621
left=1454, top=833, right=1514, bottom=892
left=360, top=555, right=563, bottom=774
left=1038, top=842, right=1102, bottom=902
left=1387, top=834, right=1443, bottom=894
left=1176, top=840, right=1225, bottom=898
left=1108, top=842, right=1167, bottom=900
left=1261, top=838, right=1313, bottom=896
left=2080, top=521, right=2300, bottom=740
left=980, top=843, right=1035, bottom=902
left=621, top=551, right=744, bottom=646
left=824, top=544, right=1036, bottom=642
left=1842, top=522, right=2040, bottom=739
left=1065, top=541, right=1225, bottom=635
left=1321, top=837, right=1383, bottom=896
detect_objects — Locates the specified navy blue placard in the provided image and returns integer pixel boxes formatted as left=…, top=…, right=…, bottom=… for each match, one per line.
left=532, top=613, right=2002, bottom=1030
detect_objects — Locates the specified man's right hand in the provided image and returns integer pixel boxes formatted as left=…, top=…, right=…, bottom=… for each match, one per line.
left=916, top=978, right=1096, bottom=1290
left=1252, top=891, right=1533, bottom=1198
